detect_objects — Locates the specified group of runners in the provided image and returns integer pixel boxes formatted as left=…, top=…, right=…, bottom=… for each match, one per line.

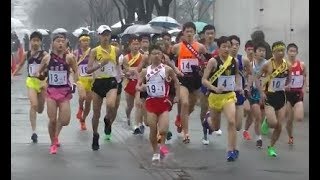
left=12, top=21, right=308, bottom=162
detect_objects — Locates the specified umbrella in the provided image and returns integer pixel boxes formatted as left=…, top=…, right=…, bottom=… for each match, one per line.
left=36, top=29, right=50, bottom=35
left=122, top=24, right=166, bottom=35
left=19, top=29, right=31, bottom=35
left=168, top=28, right=181, bottom=36
left=11, top=18, right=24, bottom=28
left=193, top=21, right=208, bottom=33
left=149, top=16, right=180, bottom=29
left=52, top=28, right=68, bottom=34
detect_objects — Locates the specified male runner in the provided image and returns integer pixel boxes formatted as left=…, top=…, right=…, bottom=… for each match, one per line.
left=74, top=33, right=92, bottom=130
left=38, top=33, right=78, bottom=154
left=136, top=44, right=180, bottom=161
left=171, top=22, right=207, bottom=143
left=12, top=31, right=48, bottom=143
left=86, top=25, right=121, bottom=150
left=285, top=43, right=308, bottom=145
left=202, top=36, right=241, bottom=161
left=256, top=41, right=291, bottom=157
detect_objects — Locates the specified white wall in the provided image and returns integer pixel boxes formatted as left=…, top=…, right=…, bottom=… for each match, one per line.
left=214, top=0, right=309, bottom=114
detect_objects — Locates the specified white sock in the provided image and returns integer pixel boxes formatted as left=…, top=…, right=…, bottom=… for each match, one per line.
left=256, top=135, right=262, bottom=140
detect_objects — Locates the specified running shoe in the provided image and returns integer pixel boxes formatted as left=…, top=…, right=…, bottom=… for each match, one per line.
left=243, top=130, right=252, bottom=140
left=267, top=146, right=277, bottom=157
left=227, top=151, right=236, bottom=161
left=201, top=138, right=209, bottom=145
left=160, top=145, right=169, bottom=159
left=256, top=139, right=263, bottom=148
left=49, top=144, right=58, bottom=154
left=215, top=129, right=222, bottom=136
left=288, top=137, right=294, bottom=145
left=166, top=131, right=172, bottom=141
left=31, top=133, right=38, bottom=143
left=152, top=153, right=160, bottom=162
left=92, top=133, right=100, bottom=151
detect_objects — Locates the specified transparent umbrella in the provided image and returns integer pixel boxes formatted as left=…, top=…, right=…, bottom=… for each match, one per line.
left=148, top=16, right=180, bottom=29
left=36, top=29, right=50, bottom=35
left=123, top=24, right=166, bottom=35
left=52, top=28, right=68, bottom=34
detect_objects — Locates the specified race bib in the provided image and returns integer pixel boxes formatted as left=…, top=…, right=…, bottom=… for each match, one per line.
left=78, top=64, right=91, bottom=76
left=291, top=75, right=304, bottom=88
left=270, top=77, right=286, bottom=91
left=48, top=70, right=68, bottom=85
left=96, top=62, right=117, bottom=77
left=180, top=59, right=198, bottom=73
left=217, top=75, right=235, bottom=91
left=28, top=64, right=40, bottom=76
left=146, top=81, right=165, bottom=97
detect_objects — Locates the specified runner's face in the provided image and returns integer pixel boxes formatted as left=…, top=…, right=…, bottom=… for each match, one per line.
left=140, top=39, right=150, bottom=49
left=80, top=39, right=90, bottom=48
left=287, top=47, right=298, bottom=59
left=245, top=47, right=254, bottom=57
left=163, top=35, right=171, bottom=45
left=183, top=28, right=195, bottom=39
left=53, top=37, right=66, bottom=52
left=204, top=30, right=215, bottom=42
left=273, top=48, right=285, bottom=59
left=219, top=41, right=231, bottom=57
left=255, top=47, right=266, bottom=60
left=150, top=49, right=163, bottom=63
left=30, top=37, right=41, bottom=49
left=130, top=41, right=140, bottom=52
left=99, top=31, right=111, bottom=43
left=230, top=39, right=240, bottom=55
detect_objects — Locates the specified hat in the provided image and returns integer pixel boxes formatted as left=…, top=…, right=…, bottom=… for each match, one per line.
left=97, top=25, right=112, bottom=35
left=52, top=33, right=67, bottom=41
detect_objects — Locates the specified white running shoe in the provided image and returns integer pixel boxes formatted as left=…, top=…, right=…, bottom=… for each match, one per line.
left=152, top=153, right=160, bottom=162
left=201, top=138, right=209, bottom=145
left=215, top=129, right=222, bottom=136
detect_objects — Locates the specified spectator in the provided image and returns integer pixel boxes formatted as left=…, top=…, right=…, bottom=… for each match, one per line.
left=251, top=30, right=272, bottom=59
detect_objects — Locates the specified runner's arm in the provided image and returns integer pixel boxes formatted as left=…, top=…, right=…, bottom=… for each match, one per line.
left=302, top=62, right=309, bottom=92
left=136, top=69, right=147, bottom=92
left=163, top=54, right=181, bottom=75
left=243, top=57, right=253, bottom=90
left=136, top=55, right=148, bottom=73
left=67, top=54, right=79, bottom=83
left=256, top=62, right=270, bottom=98
left=86, top=48, right=100, bottom=74
left=171, top=43, right=179, bottom=56
left=201, top=58, right=218, bottom=91
left=285, top=63, right=292, bottom=90
left=234, top=58, right=242, bottom=92
left=37, top=54, right=50, bottom=75
left=168, top=67, right=180, bottom=102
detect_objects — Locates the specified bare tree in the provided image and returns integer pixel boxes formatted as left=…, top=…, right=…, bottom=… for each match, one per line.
left=30, top=0, right=88, bottom=31
left=85, top=0, right=116, bottom=29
